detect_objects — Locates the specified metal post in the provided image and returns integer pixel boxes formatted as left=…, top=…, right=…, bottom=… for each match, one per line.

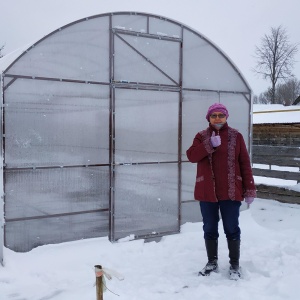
left=0, top=73, right=4, bottom=266
left=0, top=195, right=3, bottom=266
left=94, top=265, right=104, bottom=300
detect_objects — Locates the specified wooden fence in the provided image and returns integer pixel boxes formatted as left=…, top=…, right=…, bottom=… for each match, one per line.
left=252, top=145, right=300, bottom=204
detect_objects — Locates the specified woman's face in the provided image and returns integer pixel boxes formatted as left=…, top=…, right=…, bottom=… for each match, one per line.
left=209, top=111, right=227, bottom=126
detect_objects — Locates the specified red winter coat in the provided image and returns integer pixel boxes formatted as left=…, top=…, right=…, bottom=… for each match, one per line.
left=186, top=123, right=256, bottom=202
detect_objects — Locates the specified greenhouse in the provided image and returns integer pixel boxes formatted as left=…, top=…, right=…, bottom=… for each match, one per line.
left=0, top=12, right=252, bottom=261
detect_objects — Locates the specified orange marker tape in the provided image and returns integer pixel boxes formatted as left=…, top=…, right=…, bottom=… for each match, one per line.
left=96, top=271, right=103, bottom=277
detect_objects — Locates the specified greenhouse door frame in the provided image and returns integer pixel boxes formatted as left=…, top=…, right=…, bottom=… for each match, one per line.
left=109, top=27, right=183, bottom=242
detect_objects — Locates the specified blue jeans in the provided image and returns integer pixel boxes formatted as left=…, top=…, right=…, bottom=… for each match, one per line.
left=199, top=200, right=241, bottom=241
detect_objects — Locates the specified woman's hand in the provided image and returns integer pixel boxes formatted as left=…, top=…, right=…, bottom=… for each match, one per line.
left=245, top=197, right=254, bottom=205
left=210, top=131, right=221, bottom=147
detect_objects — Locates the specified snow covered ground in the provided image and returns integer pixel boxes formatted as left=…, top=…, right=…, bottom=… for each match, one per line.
left=0, top=198, right=300, bottom=300
left=1, top=103, right=299, bottom=299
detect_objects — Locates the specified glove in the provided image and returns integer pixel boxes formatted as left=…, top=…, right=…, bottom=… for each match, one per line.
left=210, top=131, right=221, bottom=147
left=245, top=197, right=254, bottom=205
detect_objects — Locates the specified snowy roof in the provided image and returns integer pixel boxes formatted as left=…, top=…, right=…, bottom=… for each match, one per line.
left=253, top=104, right=300, bottom=125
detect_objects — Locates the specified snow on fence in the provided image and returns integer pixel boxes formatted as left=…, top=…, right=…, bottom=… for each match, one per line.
left=252, top=145, right=300, bottom=204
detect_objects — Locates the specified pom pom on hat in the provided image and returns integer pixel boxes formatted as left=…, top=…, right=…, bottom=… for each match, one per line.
left=206, top=103, right=229, bottom=121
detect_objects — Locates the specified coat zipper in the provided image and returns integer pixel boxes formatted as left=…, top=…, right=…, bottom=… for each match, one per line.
left=211, top=129, right=219, bottom=202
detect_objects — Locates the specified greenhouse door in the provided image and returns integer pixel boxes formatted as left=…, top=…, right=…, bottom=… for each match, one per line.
left=110, top=28, right=182, bottom=241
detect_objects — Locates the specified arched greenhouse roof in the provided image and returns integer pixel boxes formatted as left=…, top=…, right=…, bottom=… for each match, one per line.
left=1, top=11, right=251, bottom=93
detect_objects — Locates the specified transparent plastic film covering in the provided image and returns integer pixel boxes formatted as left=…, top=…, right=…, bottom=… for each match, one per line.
left=0, top=12, right=252, bottom=253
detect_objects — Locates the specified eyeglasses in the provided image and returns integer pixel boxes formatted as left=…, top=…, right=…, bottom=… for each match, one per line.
left=210, top=114, right=226, bottom=119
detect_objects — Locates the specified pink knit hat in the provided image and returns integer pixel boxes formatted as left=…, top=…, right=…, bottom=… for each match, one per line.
left=206, top=103, right=229, bottom=121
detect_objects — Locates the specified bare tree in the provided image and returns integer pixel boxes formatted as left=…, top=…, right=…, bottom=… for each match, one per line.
left=0, top=44, right=4, bottom=58
left=275, top=78, right=300, bottom=106
left=253, top=26, right=298, bottom=104
left=253, top=94, right=259, bottom=104
left=257, top=89, right=272, bottom=104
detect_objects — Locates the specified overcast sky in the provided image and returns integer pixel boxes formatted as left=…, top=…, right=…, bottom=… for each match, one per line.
left=1, top=0, right=299, bottom=96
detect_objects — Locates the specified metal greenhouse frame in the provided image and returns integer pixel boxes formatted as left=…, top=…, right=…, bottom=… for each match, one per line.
left=0, top=12, right=252, bottom=264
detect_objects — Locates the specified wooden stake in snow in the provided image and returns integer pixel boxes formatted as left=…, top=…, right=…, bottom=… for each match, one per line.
left=94, top=265, right=104, bottom=300
left=94, top=264, right=124, bottom=298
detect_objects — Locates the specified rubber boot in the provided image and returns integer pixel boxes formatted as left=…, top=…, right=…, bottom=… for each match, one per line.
left=227, top=239, right=241, bottom=280
left=199, top=240, right=218, bottom=276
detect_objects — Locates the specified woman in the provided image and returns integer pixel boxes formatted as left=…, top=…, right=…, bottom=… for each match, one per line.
left=186, top=103, right=256, bottom=280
